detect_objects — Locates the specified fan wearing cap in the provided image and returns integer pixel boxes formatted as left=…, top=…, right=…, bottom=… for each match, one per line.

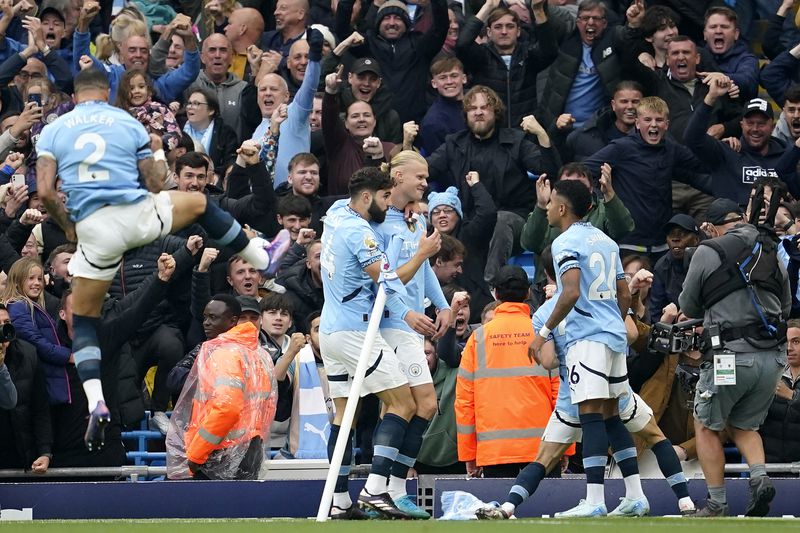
left=685, top=75, right=800, bottom=203
left=648, top=214, right=701, bottom=323
left=322, top=65, right=395, bottom=195
left=334, top=0, right=448, bottom=123
left=337, top=57, right=402, bottom=144
left=679, top=196, right=791, bottom=517
left=456, top=265, right=559, bottom=480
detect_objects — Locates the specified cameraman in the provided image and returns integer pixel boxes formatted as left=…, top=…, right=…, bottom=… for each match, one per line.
left=679, top=198, right=791, bottom=517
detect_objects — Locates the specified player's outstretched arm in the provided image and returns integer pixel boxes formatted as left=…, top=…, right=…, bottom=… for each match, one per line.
left=35, top=156, right=75, bottom=242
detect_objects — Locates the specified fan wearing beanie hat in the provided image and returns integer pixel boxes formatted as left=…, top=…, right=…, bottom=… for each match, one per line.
left=377, top=0, right=412, bottom=39
left=428, top=187, right=463, bottom=218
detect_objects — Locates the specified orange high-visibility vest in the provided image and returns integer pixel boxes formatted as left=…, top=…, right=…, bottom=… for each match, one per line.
left=185, top=322, right=276, bottom=467
left=456, top=302, right=559, bottom=467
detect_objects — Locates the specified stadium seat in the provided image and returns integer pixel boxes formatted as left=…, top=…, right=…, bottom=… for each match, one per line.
left=507, top=251, right=536, bottom=282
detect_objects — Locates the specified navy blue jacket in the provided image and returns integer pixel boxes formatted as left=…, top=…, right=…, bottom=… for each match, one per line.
left=705, top=40, right=759, bottom=103
left=685, top=103, right=800, bottom=202
left=583, top=129, right=711, bottom=247
left=760, top=49, right=800, bottom=107
left=419, top=95, right=466, bottom=156
left=8, top=299, right=71, bottom=405
left=649, top=251, right=690, bottom=321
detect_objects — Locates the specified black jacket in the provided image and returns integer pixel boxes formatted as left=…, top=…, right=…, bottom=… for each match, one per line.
left=276, top=261, right=324, bottom=334
left=427, top=128, right=559, bottom=219
left=207, top=119, right=239, bottom=177
left=0, top=339, right=52, bottom=469
left=537, top=26, right=626, bottom=128
left=553, top=106, right=627, bottom=163
left=451, top=181, right=497, bottom=319
left=760, top=368, right=800, bottom=463
left=223, top=161, right=279, bottom=236
left=51, top=274, right=168, bottom=466
left=110, top=235, right=196, bottom=336
left=456, top=17, right=558, bottom=128
left=335, top=0, right=448, bottom=123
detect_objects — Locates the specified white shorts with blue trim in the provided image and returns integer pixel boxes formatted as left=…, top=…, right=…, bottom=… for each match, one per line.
left=70, top=192, right=174, bottom=282
left=381, top=328, right=433, bottom=387
left=565, top=339, right=629, bottom=404
left=319, top=330, right=408, bottom=399
left=541, top=392, right=654, bottom=444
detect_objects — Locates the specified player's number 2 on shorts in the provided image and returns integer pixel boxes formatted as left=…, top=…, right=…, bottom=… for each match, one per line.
left=75, top=133, right=110, bottom=182
left=588, top=251, right=617, bottom=301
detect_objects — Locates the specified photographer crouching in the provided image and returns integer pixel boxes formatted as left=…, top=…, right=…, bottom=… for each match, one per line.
left=679, top=196, right=791, bottom=517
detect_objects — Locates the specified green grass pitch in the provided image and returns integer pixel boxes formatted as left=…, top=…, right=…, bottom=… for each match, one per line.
left=1, top=518, right=798, bottom=532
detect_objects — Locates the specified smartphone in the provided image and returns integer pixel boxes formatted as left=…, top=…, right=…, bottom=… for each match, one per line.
left=11, top=174, right=25, bottom=188
left=28, top=93, right=42, bottom=107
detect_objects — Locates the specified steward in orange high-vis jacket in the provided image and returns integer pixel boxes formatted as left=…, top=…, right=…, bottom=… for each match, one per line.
left=456, top=266, right=559, bottom=476
left=166, top=321, right=277, bottom=480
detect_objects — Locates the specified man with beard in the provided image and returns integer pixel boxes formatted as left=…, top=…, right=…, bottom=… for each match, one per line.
left=772, top=86, right=800, bottom=147
left=427, top=85, right=559, bottom=284
left=685, top=81, right=800, bottom=204
left=320, top=167, right=437, bottom=519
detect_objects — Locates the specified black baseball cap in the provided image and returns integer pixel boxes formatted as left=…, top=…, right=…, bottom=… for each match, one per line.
left=742, top=98, right=774, bottom=120
left=40, top=4, right=66, bottom=24
left=492, top=265, right=530, bottom=291
left=350, top=58, right=382, bottom=77
left=236, top=296, right=261, bottom=315
left=663, top=213, right=699, bottom=234
left=706, top=198, right=744, bottom=225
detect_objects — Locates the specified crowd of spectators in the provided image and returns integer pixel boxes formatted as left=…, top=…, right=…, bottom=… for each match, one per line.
left=0, top=0, right=799, bottom=481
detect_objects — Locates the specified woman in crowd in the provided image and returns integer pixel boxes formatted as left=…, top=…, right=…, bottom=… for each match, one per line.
left=1, top=257, right=68, bottom=406
left=180, top=88, right=238, bottom=178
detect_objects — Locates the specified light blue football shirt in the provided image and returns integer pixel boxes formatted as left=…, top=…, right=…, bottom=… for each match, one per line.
left=36, top=100, right=152, bottom=222
left=320, top=200, right=410, bottom=334
left=550, top=221, right=627, bottom=352
left=372, top=206, right=449, bottom=332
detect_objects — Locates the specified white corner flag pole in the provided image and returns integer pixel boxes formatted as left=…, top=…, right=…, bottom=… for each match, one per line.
left=316, top=283, right=388, bottom=522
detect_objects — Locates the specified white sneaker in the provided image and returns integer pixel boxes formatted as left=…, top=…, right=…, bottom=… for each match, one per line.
left=608, top=496, right=650, bottom=517
left=150, top=411, right=170, bottom=435
left=554, top=499, right=607, bottom=518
